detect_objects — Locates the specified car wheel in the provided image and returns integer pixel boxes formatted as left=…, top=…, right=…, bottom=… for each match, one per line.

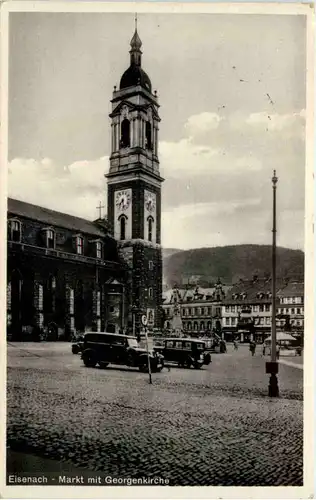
left=185, top=359, right=192, bottom=369
left=194, top=363, right=202, bottom=369
left=72, top=345, right=79, bottom=355
left=204, top=353, right=211, bottom=365
left=127, top=354, right=134, bottom=367
left=139, top=363, right=148, bottom=373
left=99, top=362, right=109, bottom=369
left=83, top=354, right=97, bottom=368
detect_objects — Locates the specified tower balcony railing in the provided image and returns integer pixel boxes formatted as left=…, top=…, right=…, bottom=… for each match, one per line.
left=8, top=240, right=121, bottom=269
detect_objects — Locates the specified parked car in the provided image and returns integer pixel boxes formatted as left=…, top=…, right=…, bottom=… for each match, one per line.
left=80, top=332, right=164, bottom=372
left=153, top=338, right=211, bottom=369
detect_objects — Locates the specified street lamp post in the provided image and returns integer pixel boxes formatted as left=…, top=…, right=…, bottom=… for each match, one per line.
left=141, top=314, right=152, bottom=385
left=267, top=170, right=279, bottom=397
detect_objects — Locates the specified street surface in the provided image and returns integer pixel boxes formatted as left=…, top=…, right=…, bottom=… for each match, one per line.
left=7, top=342, right=303, bottom=486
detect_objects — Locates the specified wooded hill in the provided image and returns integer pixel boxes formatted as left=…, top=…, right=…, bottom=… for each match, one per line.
left=162, top=244, right=304, bottom=287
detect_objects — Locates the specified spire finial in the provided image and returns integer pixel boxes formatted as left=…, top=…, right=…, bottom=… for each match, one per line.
left=130, top=14, right=142, bottom=66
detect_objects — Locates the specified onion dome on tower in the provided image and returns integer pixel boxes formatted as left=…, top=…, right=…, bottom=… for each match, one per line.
left=119, top=24, right=152, bottom=93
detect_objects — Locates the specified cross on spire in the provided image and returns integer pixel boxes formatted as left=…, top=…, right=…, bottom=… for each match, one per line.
left=135, top=12, right=137, bottom=31
left=96, top=201, right=105, bottom=219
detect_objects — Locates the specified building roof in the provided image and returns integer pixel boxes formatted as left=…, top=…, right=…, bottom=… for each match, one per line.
left=223, top=277, right=273, bottom=304
left=277, top=282, right=304, bottom=298
left=8, top=198, right=107, bottom=238
left=162, top=285, right=232, bottom=304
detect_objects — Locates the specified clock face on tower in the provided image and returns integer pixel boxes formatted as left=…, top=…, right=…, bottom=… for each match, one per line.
left=116, top=190, right=131, bottom=212
left=145, top=191, right=156, bottom=213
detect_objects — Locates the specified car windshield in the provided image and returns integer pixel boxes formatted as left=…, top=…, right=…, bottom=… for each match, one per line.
left=127, top=338, right=138, bottom=348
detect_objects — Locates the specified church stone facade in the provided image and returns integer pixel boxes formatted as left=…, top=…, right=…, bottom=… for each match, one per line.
left=7, top=27, right=163, bottom=340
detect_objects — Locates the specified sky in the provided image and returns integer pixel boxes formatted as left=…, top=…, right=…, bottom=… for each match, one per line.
left=8, top=11, right=306, bottom=250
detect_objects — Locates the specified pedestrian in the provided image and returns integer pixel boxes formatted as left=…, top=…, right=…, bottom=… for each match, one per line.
left=262, top=343, right=266, bottom=356
left=276, top=345, right=280, bottom=360
left=249, top=341, right=256, bottom=356
left=233, top=340, right=238, bottom=351
left=220, top=339, right=227, bottom=353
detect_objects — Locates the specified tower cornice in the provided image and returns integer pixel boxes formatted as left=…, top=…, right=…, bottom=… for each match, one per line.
left=111, top=86, right=159, bottom=106
left=105, top=167, right=164, bottom=184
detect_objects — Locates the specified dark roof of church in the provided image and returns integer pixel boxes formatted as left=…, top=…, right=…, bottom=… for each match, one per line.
left=130, top=29, right=142, bottom=50
left=8, top=198, right=106, bottom=237
left=120, top=64, right=152, bottom=92
left=119, top=28, right=152, bottom=92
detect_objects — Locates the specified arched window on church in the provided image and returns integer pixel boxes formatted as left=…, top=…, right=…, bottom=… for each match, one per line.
left=119, top=215, right=127, bottom=240
left=145, top=121, right=152, bottom=150
left=10, top=269, right=23, bottom=334
left=120, top=119, right=130, bottom=148
left=45, top=274, right=56, bottom=314
left=75, top=280, right=85, bottom=332
left=147, top=216, right=154, bottom=242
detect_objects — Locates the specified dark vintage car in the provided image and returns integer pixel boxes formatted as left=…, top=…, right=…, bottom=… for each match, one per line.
left=153, top=338, right=211, bottom=369
left=80, top=332, right=164, bottom=372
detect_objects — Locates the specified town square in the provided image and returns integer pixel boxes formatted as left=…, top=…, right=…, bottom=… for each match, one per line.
left=7, top=340, right=303, bottom=486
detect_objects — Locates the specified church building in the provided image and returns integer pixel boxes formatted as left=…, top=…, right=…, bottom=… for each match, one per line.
left=6, top=25, right=164, bottom=340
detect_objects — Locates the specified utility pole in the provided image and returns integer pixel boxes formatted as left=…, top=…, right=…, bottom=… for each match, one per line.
left=266, top=170, right=279, bottom=397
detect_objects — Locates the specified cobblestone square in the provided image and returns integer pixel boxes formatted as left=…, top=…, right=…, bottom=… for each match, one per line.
left=7, top=342, right=303, bottom=486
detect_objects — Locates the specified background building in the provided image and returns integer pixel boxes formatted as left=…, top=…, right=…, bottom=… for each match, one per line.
left=276, top=281, right=304, bottom=340
left=162, top=281, right=231, bottom=336
left=221, top=276, right=272, bottom=343
left=163, top=276, right=305, bottom=343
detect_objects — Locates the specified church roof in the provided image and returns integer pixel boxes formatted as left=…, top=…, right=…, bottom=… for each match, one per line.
left=130, top=29, right=142, bottom=50
left=8, top=198, right=107, bottom=238
left=119, top=27, right=152, bottom=93
left=120, top=65, right=152, bottom=92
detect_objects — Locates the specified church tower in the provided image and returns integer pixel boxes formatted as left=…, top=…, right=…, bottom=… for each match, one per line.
left=106, top=22, right=164, bottom=332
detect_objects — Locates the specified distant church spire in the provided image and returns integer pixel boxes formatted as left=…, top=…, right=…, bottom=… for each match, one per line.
left=130, top=14, right=142, bottom=66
